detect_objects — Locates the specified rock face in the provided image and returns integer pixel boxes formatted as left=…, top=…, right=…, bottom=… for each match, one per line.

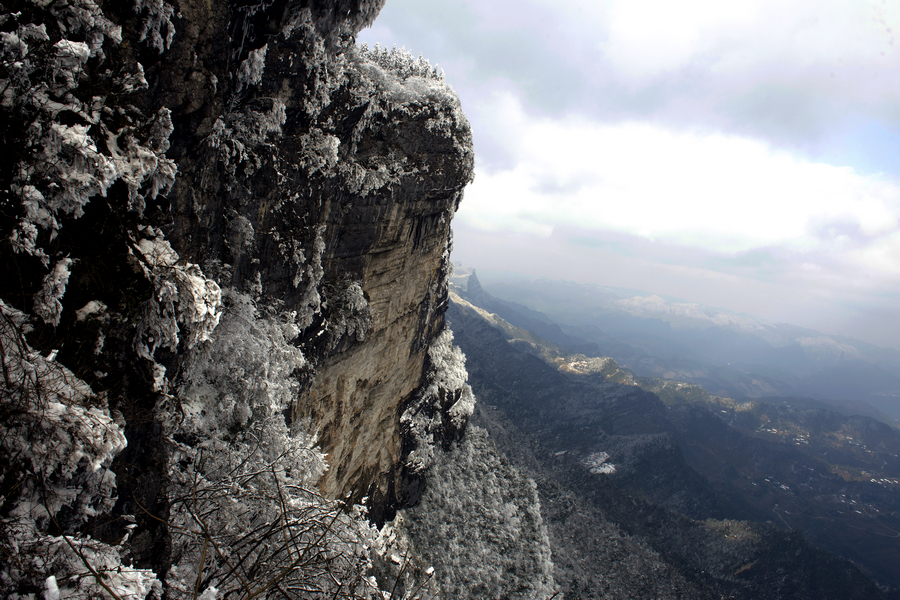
left=0, top=0, right=474, bottom=590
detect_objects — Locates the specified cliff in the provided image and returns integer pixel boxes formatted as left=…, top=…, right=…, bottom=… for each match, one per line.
left=0, top=0, right=474, bottom=596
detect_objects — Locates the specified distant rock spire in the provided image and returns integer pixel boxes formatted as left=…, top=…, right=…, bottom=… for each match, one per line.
left=465, top=271, right=491, bottom=307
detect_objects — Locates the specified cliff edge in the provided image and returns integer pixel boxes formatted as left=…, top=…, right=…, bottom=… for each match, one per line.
left=0, top=0, right=473, bottom=596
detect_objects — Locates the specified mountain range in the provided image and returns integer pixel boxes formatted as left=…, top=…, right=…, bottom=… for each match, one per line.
left=459, top=267, right=900, bottom=423
left=448, top=268, right=900, bottom=597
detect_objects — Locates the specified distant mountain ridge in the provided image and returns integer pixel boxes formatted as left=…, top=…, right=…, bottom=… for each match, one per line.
left=447, top=275, right=900, bottom=598
left=459, top=267, right=900, bottom=421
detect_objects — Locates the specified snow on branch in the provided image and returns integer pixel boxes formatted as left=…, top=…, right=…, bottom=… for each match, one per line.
left=33, top=257, right=74, bottom=327
left=134, top=0, right=177, bottom=54
left=131, top=227, right=223, bottom=383
left=236, top=43, right=267, bottom=93
left=402, top=427, right=557, bottom=599
left=401, top=326, right=476, bottom=474
left=0, top=300, right=160, bottom=597
left=3, top=6, right=178, bottom=268
left=358, top=42, right=444, bottom=82
left=159, top=289, right=407, bottom=598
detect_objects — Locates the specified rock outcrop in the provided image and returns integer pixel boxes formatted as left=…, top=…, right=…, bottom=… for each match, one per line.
left=0, top=0, right=474, bottom=594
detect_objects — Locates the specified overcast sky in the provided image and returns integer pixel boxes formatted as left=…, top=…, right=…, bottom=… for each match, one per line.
left=358, top=0, right=900, bottom=349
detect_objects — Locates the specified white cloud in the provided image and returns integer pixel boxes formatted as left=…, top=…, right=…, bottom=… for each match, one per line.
left=363, top=0, right=900, bottom=347
left=528, top=0, right=900, bottom=78
left=459, top=91, right=900, bottom=258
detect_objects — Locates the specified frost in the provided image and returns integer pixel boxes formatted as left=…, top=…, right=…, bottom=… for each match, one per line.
left=299, top=128, right=341, bottom=176
left=41, top=0, right=123, bottom=53
left=424, top=328, right=476, bottom=424
left=324, top=280, right=372, bottom=346
left=107, top=108, right=178, bottom=214
left=236, top=43, right=267, bottom=92
left=401, top=427, right=556, bottom=599
left=35, top=122, right=117, bottom=214
left=354, top=42, right=465, bottom=115
left=3, top=5, right=177, bottom=286
left=116, top=61, right=148, bottom=92
left=284, top=225, right=327, bottom=328
left=359, top=43, right=444, bottom=82
left=229, top=98, right=287, bottom=146
left=33, top=257, right=74, bottom=326
left=0, top=301, right=157, bottom=597
left=4, top=533, right=159, bottom=599
left=206, top=100, right=287, bottom=181
left=226, top=214, right=254, bottom=256
left=157, top=290, right=393, bottom=598
left=401, top=327, right=476, bottom=473
left=131, top=228, right=222, bottom=391
left=134, top=0, right=177, bottom=53
left=179, top=289, right=307, bottom=426
left=52, top=39, right=89, bottom=87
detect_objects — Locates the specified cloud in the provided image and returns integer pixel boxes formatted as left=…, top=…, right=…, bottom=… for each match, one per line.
left=451, top=222, right=900, bottom=348
left=458, top=91, right=900, bottom=255
left=361, top=0, right=900, bottom=152
left=362, top=0, right=900, bottom=348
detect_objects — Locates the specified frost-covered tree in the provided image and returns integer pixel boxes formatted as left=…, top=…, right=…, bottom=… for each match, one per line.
left=401, top=427, right=557, bottom=600
left=0, top=300, right=161, bottom=598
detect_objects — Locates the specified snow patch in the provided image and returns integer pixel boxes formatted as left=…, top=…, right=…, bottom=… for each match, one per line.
left=582, top=451, right=617, bottom=475
left=75, top=300, right=107, bottom=321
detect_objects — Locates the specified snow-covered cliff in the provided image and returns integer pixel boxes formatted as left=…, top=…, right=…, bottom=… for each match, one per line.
left=0, top=1, right=475, bottom=596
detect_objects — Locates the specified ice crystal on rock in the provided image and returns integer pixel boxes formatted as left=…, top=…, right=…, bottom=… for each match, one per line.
left=401, top=327, right=476, bottom=473
left=225, top=214, right=255, bottom=257
left=134, top=0, right=177, bottom=54
left=206, top=100, right=287, bottom=183
left=323, top=280, right=371, bottom=346
left=42, top=0, right=123, bottom=51
left=236, top=43, right=267, bottom=92
left=0, top=300, right=159, bottom=597
left=295, top=225, right=326, bottom=329
left=33, top=257, right=74, bottom=326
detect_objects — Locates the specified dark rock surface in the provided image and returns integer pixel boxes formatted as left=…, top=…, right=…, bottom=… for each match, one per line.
left=0, top=0, right=473, bottom=587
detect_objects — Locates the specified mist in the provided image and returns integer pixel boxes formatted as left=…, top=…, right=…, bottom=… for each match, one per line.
left=358, top=0, right=900, bottom=351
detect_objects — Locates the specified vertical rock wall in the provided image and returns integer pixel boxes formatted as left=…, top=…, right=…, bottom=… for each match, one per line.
left=142, top=1, right=475, bottom=514
left=0, top=0, right=474, bottom=582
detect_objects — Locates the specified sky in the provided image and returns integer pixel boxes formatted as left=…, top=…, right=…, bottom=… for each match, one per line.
left=357, top=0, right=900, bottom=350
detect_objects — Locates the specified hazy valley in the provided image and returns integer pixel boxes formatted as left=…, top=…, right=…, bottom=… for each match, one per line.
left=449, top=267, right=900, bottom=597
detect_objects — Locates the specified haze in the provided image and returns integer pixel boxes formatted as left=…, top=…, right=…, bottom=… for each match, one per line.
left=358, top=0, right=900, bottom=350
